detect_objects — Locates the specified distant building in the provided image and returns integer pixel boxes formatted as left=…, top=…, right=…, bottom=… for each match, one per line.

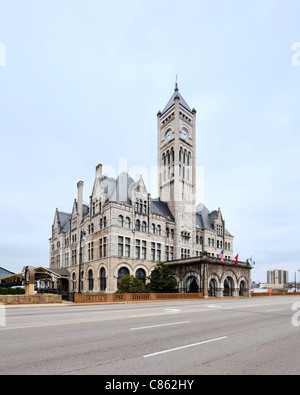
left=267, top=269, right=289, bottom=289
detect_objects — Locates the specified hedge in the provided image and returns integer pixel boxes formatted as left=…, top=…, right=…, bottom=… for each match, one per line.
left=0, top=287, right=25, bottom=295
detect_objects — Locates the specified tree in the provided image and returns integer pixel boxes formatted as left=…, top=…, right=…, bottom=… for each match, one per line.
left=116, top=275, right=146, bottom=294
left=147, top=262, right=178, bottom=293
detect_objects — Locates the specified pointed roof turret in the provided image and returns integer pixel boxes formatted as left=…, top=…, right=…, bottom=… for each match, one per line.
left=160, top=81, right=193, bottom=116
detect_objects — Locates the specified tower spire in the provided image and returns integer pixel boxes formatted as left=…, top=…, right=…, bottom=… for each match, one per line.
left=175, top=74, right=179, bottom=92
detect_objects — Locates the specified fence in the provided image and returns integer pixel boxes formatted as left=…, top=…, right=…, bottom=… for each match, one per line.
left=74, top=292, right=204, bottom=304
left=251, top=291, right=300, bottom=297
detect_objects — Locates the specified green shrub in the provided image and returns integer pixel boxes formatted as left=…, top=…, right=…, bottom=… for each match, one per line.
left=0, top=287, right=25, bottom=295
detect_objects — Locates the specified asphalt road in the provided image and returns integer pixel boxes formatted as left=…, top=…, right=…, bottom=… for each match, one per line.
left=1, top=296, right=300, bottom=375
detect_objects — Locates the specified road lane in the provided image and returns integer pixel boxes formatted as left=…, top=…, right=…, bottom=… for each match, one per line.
left=1, top=296, right=300, bottom=375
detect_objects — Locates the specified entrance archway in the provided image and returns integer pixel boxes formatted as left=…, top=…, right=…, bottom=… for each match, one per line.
left=186, top=276, right=199, bottom=293
left=239, top=280, right=247, bottom=296
left=208, top=279, right=217, bottom=297
left=223, top=277, right=233, bottom=297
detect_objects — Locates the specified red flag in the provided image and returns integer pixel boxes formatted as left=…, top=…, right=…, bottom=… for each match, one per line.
left=234, top=254, right=239, bottom=265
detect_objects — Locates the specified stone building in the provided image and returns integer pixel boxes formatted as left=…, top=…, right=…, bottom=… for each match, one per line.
left=49, top=83, right=251, bottom=296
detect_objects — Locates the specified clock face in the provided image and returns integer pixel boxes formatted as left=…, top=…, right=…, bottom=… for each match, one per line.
left=181, top=129, right=188, bottom=140
left=166, top=130, right=172, bottom=141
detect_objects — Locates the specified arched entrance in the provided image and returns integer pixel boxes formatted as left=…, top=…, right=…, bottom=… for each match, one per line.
left=239, top=280, right=247, bottom=296
left=186, top=276, right=200, bottom=293
left=208, top=279, right=217, bottom=297
left=223, top=277, right=233, bottom=297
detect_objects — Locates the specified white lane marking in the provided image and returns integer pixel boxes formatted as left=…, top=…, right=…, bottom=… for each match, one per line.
left=265, top=308, right=286, bottom=313
left=165, top=309, right=181, bottom=312
left=143, top=336, right=228, bottom=358
left=131, top=321, right=190, bottom=331
left=207, top=305, right=222, bottom=309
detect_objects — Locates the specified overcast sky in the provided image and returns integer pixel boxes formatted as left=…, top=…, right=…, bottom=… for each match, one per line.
left=0, top=0, right=299, bottom=283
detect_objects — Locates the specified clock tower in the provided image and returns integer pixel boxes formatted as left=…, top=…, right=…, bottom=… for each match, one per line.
left=157, top=83, right=197, bottom=259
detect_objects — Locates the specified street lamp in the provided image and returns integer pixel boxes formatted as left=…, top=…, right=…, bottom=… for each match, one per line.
left=295, top=269, right=300, bottom=293
left=78, top=230, right=86, bottom=293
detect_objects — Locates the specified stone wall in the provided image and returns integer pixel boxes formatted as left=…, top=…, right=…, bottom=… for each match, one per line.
left=74, top=292, right=204, bottom=304
left=0, top=294, right=62, bottom=305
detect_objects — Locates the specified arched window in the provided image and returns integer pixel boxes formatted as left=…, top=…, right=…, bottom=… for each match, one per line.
left=170, top=229, right=174, bottom=239
left=88, top=269, right=94, bottom=291
left=72, top=272, right=77, bottom=291
left=118, top=267, right=129, bottom=278
left=136, top=268, right=146, bottom=284
left=80, top=270, right=84, bottom=292
left=166, top=228, right=170, bottom=238
left=117, top=267, right=130, bottom=288
left=142, top=221, right=147, bottom=232
left=118, top=215, right=124, bottom=227
left=156, top=225, right=161, bottom=235
left=125, top=217, right=131, bottom=229
left=151, top=224, right=156, bottom=234
left=135, top=219, right=141, bottom=231
left=100, top=267, right=106, bottom=291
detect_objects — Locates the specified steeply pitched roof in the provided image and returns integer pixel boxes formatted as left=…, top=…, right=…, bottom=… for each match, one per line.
left=57, top=211, right=71, bottom=232
left=104, top=172, right=135, bottom=205
left=196, top=203, right=232, bottom=236
left=151, top=199, right=175, bottom=223
left=161, top=83, right=193, bottom=115
left=102, top=173, right=175, bottom=221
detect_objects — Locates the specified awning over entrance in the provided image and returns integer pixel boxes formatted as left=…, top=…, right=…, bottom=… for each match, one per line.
left=0, top=267, right=70, bottom=290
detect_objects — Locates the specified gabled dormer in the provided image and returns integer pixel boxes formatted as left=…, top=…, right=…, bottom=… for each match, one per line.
left=130, top=175, right=149, bottom=214
left=52, top=208, right=60, bottom=239
left=214, top=208, right=225, bottom=237
left=90, top=164, right=106, bottom=216
left=70, top=199, right=78, bottom=231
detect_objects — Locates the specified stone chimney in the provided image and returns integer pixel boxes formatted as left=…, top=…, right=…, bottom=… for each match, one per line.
left=95, top=164, right=102, bottom=179
left=77, top=181, right=84, bottom=224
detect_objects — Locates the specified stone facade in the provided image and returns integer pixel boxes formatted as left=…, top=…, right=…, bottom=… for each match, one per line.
left=167, top=255, right=251, bottom=297
left=49, top=84, right=251, bottom=296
